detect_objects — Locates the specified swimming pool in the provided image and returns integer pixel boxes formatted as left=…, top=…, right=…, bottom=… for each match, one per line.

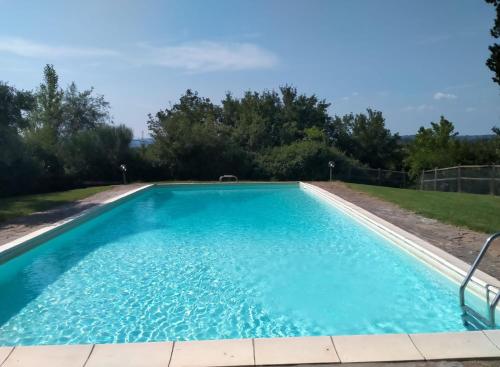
left=0, top=183, right=492, bottom=345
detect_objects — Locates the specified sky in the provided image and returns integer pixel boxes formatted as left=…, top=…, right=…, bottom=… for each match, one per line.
left=0, top=0, right=499, bottom=137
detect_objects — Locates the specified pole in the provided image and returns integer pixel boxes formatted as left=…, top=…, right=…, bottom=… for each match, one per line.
left=434, top=167, right=438, bottom=191
left=329, top=166, right=332, bottom=182
left=490, top=164, right=495, bottom=195
left=457, top=166, right=462, bottom=193
left=421, top=170, right=424, bottom=190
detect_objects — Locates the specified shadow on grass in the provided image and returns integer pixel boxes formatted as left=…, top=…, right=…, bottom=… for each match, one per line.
left=0, top=200, right=99, bottom=228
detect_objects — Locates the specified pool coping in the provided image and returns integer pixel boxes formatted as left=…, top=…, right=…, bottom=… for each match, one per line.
left=1, top=331, right=500, bottom=366
left=1, top=182, right=500, bottom=366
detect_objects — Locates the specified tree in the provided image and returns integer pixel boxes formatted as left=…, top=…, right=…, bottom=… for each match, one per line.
left=486, top=0, right=500, bottom=86
left=62, top=124, right=133, bottom=182
left=25, top=64, right=65, bottom=186
left=256, top=140, right=354, bottom=180
left=30, top=64, right=64, bottom=133
left=148, top=90, right=239, bottom=179
left=61, top=82, right=111, bottom=135
left=328, top=109, right=402, bottom=169
left=0, top=83, right=39, bottom=196
left=405, top=116, right=459, bottom=176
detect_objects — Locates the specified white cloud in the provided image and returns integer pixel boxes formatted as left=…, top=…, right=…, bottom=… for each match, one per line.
left=465, top=107, right=476, bottom=112
left=402, top=104, right=435, bottom=112
left=340, top=92, right=359, bottom=102
left=417, top=104, right=435, bottom=111
left=433, top=92, right=457, bottom=100
left=0, top=36, right=117, bottom=58
left=138, top=41, right=278, bottom=72
left=0, top=36, right=279, bottom=73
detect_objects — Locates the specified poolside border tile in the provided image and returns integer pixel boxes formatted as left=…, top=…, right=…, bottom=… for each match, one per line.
left=254, top=336, right=339, bottom=365
left=410, top=331, right=500, bottom=360
left=484, top=330, right=500, bottom=350
left=332, top=333, right=424, bottom=363
left=84, top=341, right=173, bottom=367
left=169, top=338, right=254, bottom=367
left=0, top=347, right=13, bottom=366
left=1, top=344, right=92, bottom=367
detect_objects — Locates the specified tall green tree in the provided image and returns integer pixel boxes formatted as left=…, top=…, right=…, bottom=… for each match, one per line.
left=486, top=0, right=500, bottom=86
left=221, top=86, right=331, bottom=152
left=405, top=116, right=459, bottom=176
left=328, top=109, right=402, bottom=169
left=0, top=83, right=39, bottom=196
left=148, top=90, right=241, bottom=179
left=61, top=82, right=111, bottom=135
left=30, top=64, right=64, bottom=133
left=63, top=124, right=133, bottom=182
left=25, top=64, right=65, bottom=185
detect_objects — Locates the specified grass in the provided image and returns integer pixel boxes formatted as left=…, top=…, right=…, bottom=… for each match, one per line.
left=0, top=186, right=111, bottom=223
left=345, top=182, right=500, bottom=234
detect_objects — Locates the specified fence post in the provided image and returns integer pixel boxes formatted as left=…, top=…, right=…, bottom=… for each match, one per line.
left=434, top=167, right=438, bottom=191
left=490, top=164, right=495, bottom=195
left=377, top=168, right=381, bottom=185
left=402, top=169, right=406, bottom=188
left=457, top=166, right=462, bottom=193
left=420, top=170, right=424, bottom=190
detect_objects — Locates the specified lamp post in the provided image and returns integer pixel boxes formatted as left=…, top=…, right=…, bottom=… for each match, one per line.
left=328, top=161, right=335, bottom=181
left=120, top=164, right=127, bottom=185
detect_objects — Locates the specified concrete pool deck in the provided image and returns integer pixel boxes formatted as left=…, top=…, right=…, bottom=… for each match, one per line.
left=1, top=182, right=500, bottom=366
left=1, top=331, right=500, bottom=366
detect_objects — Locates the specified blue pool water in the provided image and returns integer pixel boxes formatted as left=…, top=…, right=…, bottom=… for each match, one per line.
left=0, top=184, right=486, bottom=345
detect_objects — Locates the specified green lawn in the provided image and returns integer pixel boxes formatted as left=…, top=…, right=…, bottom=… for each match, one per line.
left=345, top=183, right=500, bottom=234
left=0, top=186, right=111, bottom=223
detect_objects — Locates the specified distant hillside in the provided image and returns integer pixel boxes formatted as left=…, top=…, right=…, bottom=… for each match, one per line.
left=130, top=138, right=154, bottom=147
left=133, top=135, right=496, bottom=146
left=400, top=134, right=496, bottom=143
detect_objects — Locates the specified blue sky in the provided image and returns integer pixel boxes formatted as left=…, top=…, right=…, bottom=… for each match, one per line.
left=0, top=0, right=498, bottom=137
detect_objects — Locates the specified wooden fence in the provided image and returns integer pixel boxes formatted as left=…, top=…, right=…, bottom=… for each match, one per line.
left=420, top=165, right=500, bottom=195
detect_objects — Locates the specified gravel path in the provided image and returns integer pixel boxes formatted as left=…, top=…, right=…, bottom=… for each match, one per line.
left=311, top=181, right=500, bottom=280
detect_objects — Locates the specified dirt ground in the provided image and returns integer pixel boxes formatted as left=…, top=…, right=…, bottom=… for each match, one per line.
left=311, top=181, right=500, bottom=280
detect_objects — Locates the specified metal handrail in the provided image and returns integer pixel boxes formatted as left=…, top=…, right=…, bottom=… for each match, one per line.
left=459, top=232, right=500, bottom=327
left=489, top=290, right=500, bottom=326
left=218, top=175, right=238, bottom=182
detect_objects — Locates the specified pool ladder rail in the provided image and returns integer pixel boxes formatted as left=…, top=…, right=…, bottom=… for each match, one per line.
left=459, top=232, right=500, bottom=330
